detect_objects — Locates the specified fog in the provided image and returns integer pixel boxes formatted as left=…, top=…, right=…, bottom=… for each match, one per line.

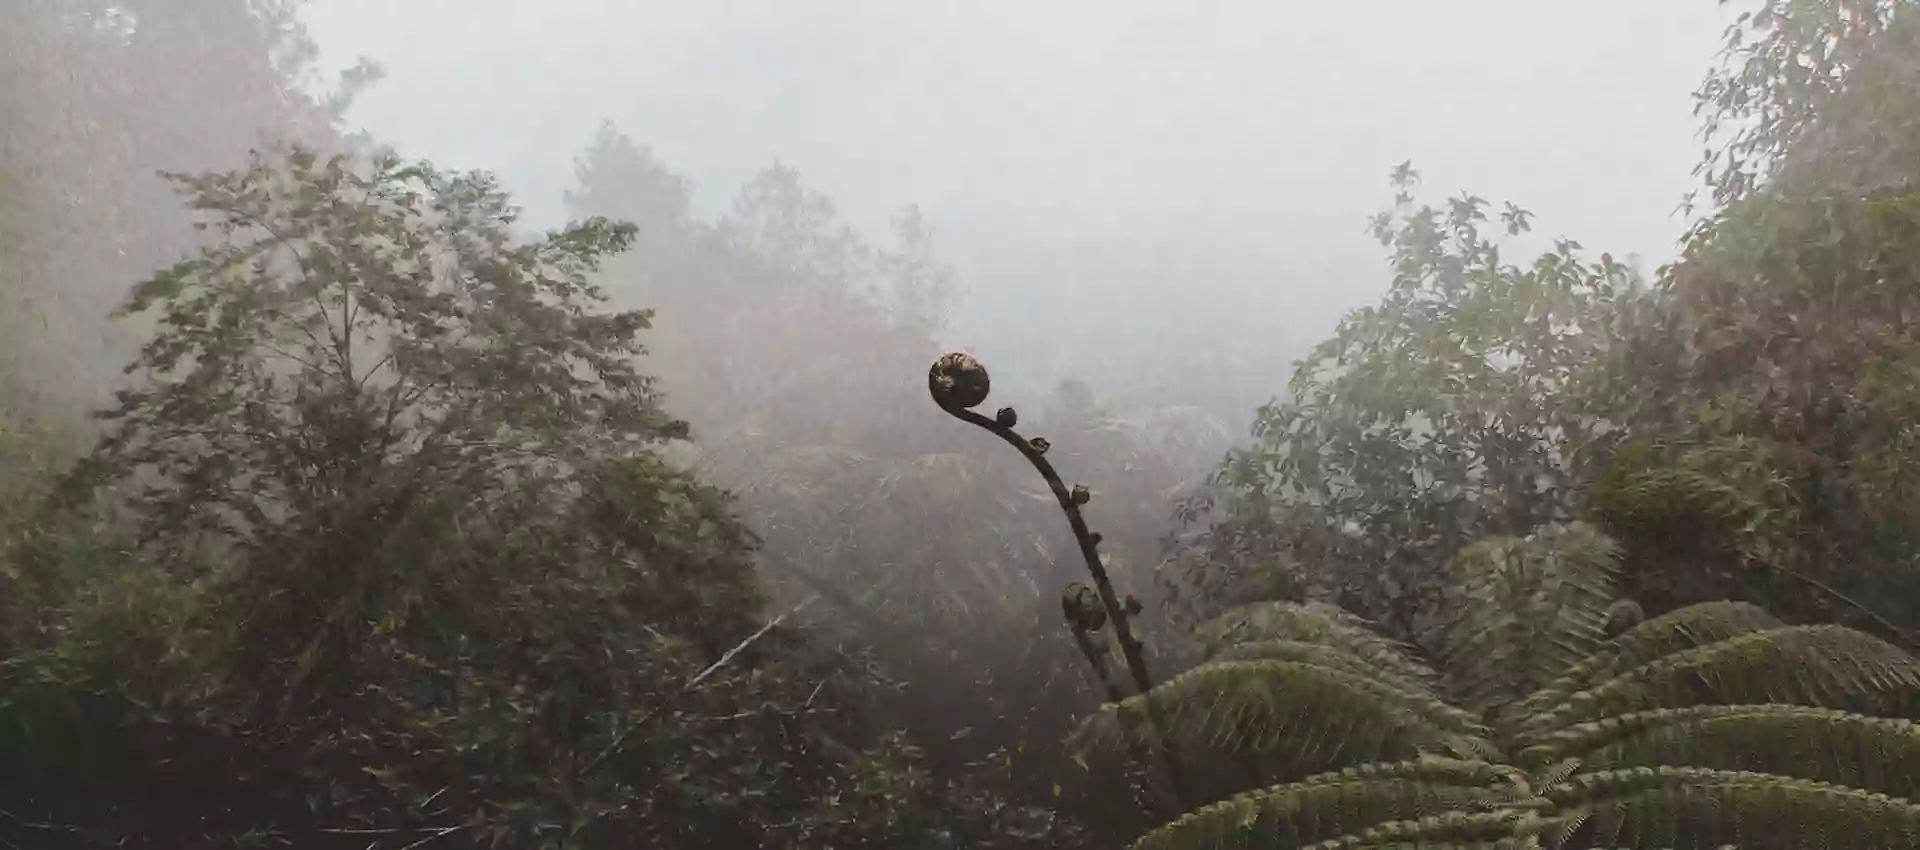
left=305, top=0, right=1734, bottom=411
left=28, top=3, right=1910, bottom=847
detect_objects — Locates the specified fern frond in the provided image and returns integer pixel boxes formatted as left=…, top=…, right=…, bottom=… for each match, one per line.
left=1547, top=767, right=1920, bottom=849
left=1195, top=601, right=1439, bottom=688
left=1311, top=810, right=1540, bottom=849
left=1527, top=626, right=1920, bottom=743
left=1512, top=621, right=1920, bottom=755
left=1341, top=844, right=1538, bottom=850
left=1517, top=602, right=1786, bottom=735
left=1076, top=660, right=1494, bottom=780
left=1591, top=460, right=1770, bottom=533
left=1523, top=705, right=1920, bottom=799
left=1211, top=640, right=1441, bottom=698
left=1128, top=759, right=1528, bottom=850
left=1431, top=523, right=1620, bottom=719
left=1125, top=574, right=1920, bottom=847
left=1293, top=757, right=1524, bottom=788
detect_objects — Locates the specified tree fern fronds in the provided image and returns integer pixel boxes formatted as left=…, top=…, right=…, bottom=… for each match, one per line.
left=1527, top=703, right=1892, bottom=761
left=1288, top=757, right=1527, bottom=793
left=1431, top=522, right=1621, bottom=719
left=1212, top=640, right=1442, bottom=699
left=1548, top=768, right=1920, bottom=849
left=1590, top=461, right=1771, bottom=533
left=1529, top=757, right=1585, bottom=792
left=1527, top=705, right=1920, bottom=799
left=1313, top=810, right=1543, bottom=849
left=1522, top=625, right=1918, bottom=740
left=1195, top=601, right=1439, bottom=687
left=1076, top=660, right=1494, bottom=780
left=1126, top=763, right=1531, bottom=850
left=1342, top=844, right=1540, bottom=850
left=1516, top=601, right=1785, bottom=737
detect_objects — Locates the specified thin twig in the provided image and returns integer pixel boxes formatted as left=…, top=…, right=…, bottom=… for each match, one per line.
left=942, top=405, right=1154, bottom=694
left=578, top=707, right=657, bottom=778
left=397, top=824, right=468, bottom=850
left=0, top=809, right=76, bottom=832
left=685, top=595, right=819, bottom=691
left=317, top=827, right=445, bottom=835
left=1750, top=552, right=1920, bottom=653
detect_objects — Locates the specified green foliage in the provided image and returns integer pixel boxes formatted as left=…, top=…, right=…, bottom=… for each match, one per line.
left=1178, top=0, right=1920, bottom=650
left=1192, top=601, right=1441, bottom=692
left=1513, top=601, right=1787, bottom=727
left=1178, top=168, right=1649, bottom=638
left=1130, top=760, right=1527, bottom=850
left=64, top=147, right=679, bottom=557
left=1528, top=705, right=1920, bottom=799
left=0, top=148, right=960, bottom=849
left=1112, top=4, right=1920, bottom=845
left=1107, top=525, right=1920, bottom=849
left=1589, top=0, right=1920, bottom=633
left=1101, top=2, right=1920, bottom=845
left=1431, top=524, right=1621, bottom=723
left=1692, top=0, right=1920, bottom=207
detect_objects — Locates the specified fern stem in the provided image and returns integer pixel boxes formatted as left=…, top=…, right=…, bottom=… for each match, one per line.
left=1748, top=550, right=1920, bottom=653
left=1069, top=623, right=1127, bottom=704
left=931, top=354, right=1196, bottom=809
left=943, top=404, right=1156, bottom=692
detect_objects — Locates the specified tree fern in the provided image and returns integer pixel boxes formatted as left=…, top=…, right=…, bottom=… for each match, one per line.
left=1194, top=601, right=1441, bottom=690
left=1545, top=768, right=1920, bottom=849
left=1075, top=659, right=1492, bottom=782
left=1431, top=523, right=1621, bottom=722
left=1522, top=625, right=1920, bottom=738
left=1515, top=602, right=1786, bottom=730
left=1102, top=527, right=1920, bottom=849
left=1210, top=640, right=1440, bottom=699
left=1129, top=760, right=1532, bottom=850
left=1525, top=706, right=1920, bottom=800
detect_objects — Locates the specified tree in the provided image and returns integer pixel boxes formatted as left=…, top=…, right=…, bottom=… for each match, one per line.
left=1176, top=168, right=1653, bottom=639
left=68, top=146, right=683, bottom=558
left=0, top=147, right=922, bottom=849
left=1588, top=0, right=1920, bottom=637
left=1082, top=524, right=1920, bottom=848
left=1690, top=0, right=1920, bottom=210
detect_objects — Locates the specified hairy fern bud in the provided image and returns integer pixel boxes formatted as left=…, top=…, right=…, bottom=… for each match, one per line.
left=1062, top=581, right=1107, bottom=632
left=1603, top=598, right=1645, bottom=637
left=929, top=352, right=991, bottom=410
left=995, top=406, right=1018, bottom=427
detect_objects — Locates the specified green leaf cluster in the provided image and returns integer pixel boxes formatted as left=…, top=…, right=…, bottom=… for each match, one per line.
left=1100, top=525, right=1920, bottom=849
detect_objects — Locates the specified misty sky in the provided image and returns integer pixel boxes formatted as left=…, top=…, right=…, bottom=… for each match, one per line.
left=303, top=1, right=1737, bottom=408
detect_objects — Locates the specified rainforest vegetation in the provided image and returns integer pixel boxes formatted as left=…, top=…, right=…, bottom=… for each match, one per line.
left=7, top=1, right=1920, bottom=847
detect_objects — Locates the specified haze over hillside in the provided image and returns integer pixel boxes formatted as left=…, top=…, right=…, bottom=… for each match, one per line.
left=304, top=0, right=1733, bottom=414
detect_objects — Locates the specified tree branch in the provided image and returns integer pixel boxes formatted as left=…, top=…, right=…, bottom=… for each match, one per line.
left=685, top=594, right=819, bottom=691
